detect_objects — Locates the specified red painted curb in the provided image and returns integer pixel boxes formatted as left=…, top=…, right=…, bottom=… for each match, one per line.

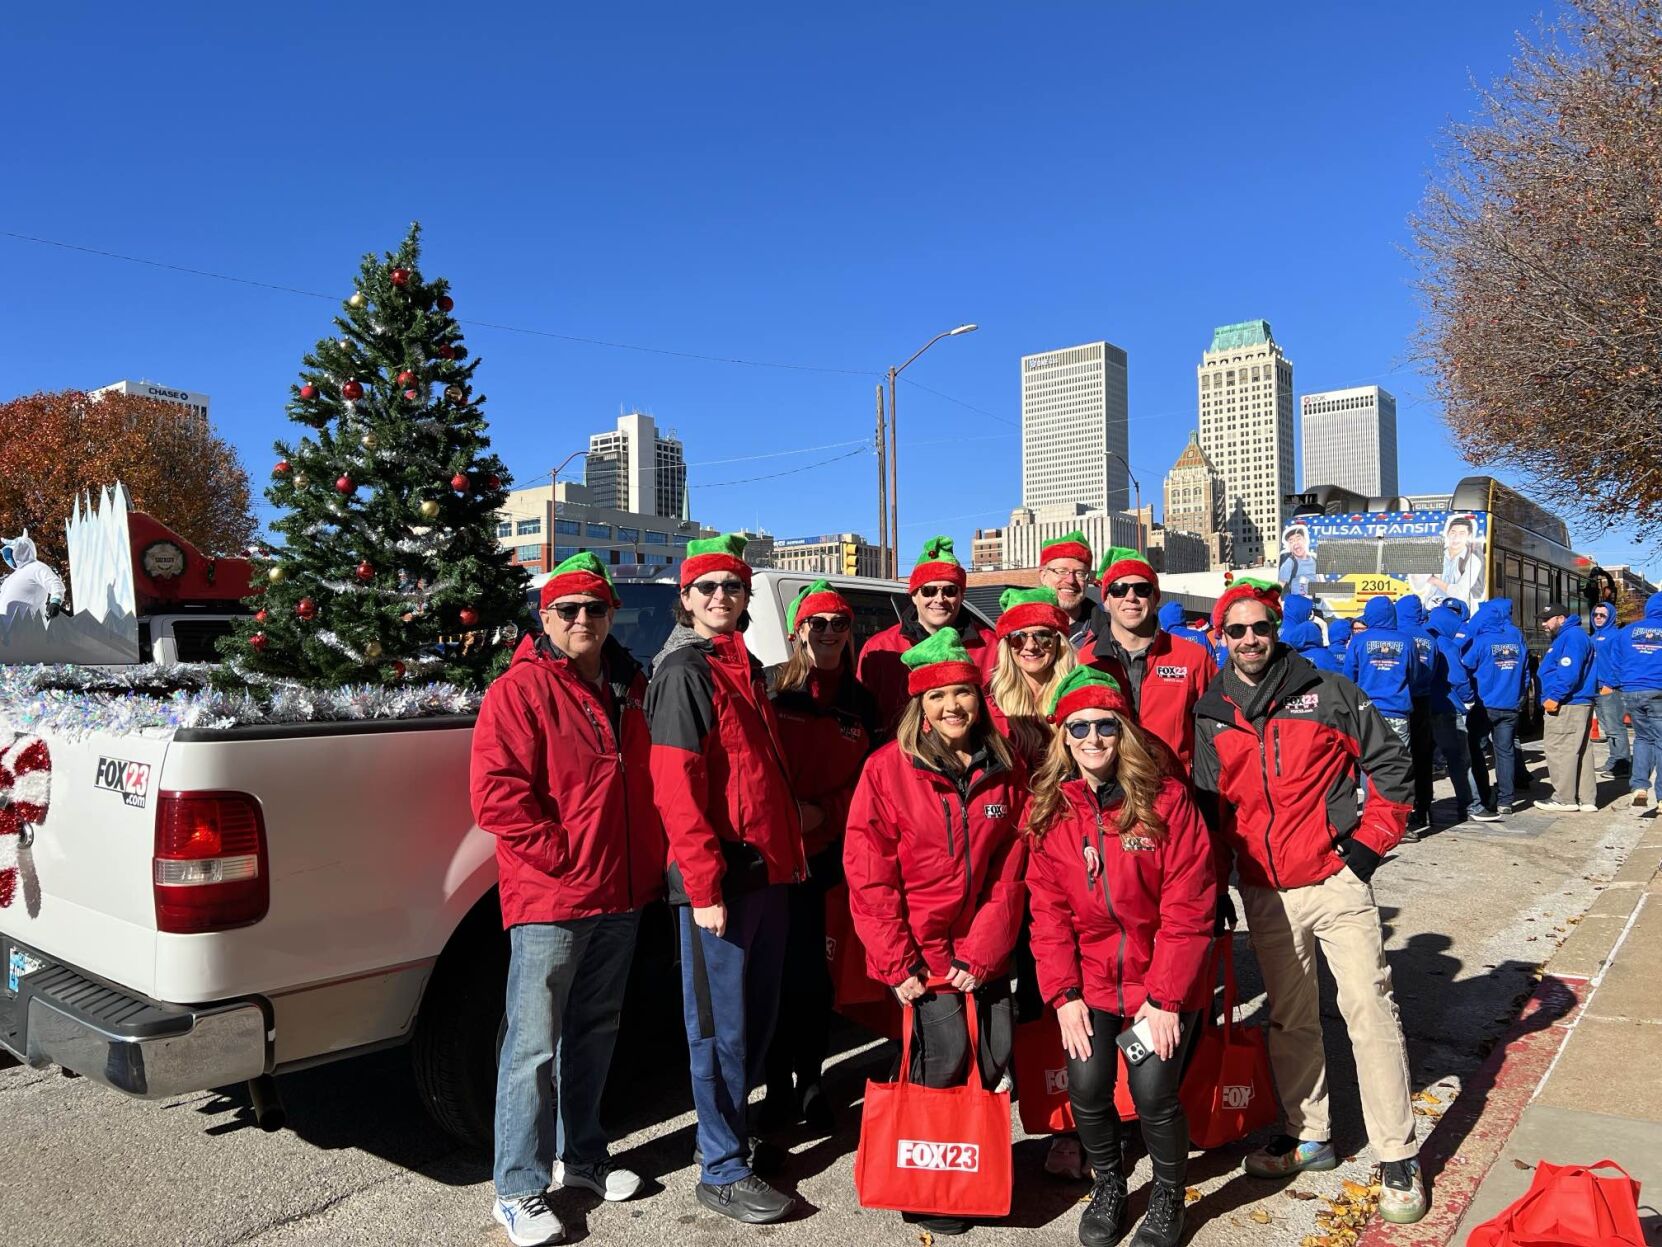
left=1355, top=973, right=1589, bottom=1247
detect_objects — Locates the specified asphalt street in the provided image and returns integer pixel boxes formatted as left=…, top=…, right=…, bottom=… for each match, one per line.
left=1, top=748, right=1650, bottom=1247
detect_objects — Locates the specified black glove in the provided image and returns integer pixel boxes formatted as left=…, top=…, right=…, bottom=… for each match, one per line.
left=1336, top=836, right=1383, bottom=884
left=1213, top=891, right=1237, bottom=935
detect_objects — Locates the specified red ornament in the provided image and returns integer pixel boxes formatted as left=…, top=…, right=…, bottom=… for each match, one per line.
left=404, top=388, right=419, bottom=402
left=391, top=661, right=407, bottom=680
left=254, top=609, right=268, bottom=623
left=437, top=294, right=454, bottom=312
left=298, top=383, right=316, bottom=401
left=391, top=268, right=410, bottom=287
left=436, top=343, right=455, bottom=360
left=396, top=370, right=416, bottom=386
left=274, top=460, right=291, bottom=476
left=250, top=632, right=269, bottom=652
left=459, top=608, right=479, bottom=627
left=295, top=597, right=317, bottom=620
left=487, top=474, right=503, bottom=491
left=450, top=472, right=470, bottom=492
left=341, top=380, right=364, bottom=401
left=355, top=561, right=374, bottom=582
left=336, top=475, right=355, bottom=495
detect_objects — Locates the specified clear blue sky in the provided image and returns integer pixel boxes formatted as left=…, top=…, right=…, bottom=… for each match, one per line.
left=7, top=2, right=1650, bottom=575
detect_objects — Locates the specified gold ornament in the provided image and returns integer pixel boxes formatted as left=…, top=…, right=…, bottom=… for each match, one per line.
left=419, top=499, right=441, bottom=520
left=294, top=472, right=308, bottom=488
left=361, top=431, right=379, bottom=451
left=268, top=565, right=287, bottom=584
left=444, top=385, right=465, bottom=403
left=364, top=640, right=383, bottom=659
left=348, top=291, right=366, bottom=308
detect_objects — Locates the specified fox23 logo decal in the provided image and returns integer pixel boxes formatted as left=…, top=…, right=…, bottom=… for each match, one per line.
left=896, top=1139, right=981, bottom=1172
left=95, top=756, right=152, bottom=808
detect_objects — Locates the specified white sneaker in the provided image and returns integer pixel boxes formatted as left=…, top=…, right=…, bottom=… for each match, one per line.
left=494, top=1192, right=565, bottom=1246
left=1536, top=799, right=1581, bottom=813
left=554, top=1159, right=642, bottom=1202
left=1578, top=802, right=1600, bottom=813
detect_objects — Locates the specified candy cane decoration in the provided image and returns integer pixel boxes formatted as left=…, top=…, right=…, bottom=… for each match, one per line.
left=0, top=734, right=51, bottom=908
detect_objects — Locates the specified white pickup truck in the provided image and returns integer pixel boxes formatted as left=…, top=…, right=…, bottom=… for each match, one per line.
left=0, top=571, right=982, bottom=1145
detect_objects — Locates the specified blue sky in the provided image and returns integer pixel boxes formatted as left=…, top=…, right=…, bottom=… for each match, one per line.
left=7, top=2, right=1650, bottom=575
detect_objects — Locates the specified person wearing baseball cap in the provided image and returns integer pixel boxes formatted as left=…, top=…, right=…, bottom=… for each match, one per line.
left=1038, top=530, right=1097, bottom=650
left=858, top=535, right=998, bottom=735
left=1535, top=601, right=1598, bottom=813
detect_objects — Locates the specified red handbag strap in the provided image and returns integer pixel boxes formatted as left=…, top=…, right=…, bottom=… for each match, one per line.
left=897, top=982, right=983, bottom=1091
left=1217, top=937, right=1238, bottom=1042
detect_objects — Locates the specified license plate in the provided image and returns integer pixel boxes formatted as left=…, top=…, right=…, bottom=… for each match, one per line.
left=6, top=945, right=43, bottom=994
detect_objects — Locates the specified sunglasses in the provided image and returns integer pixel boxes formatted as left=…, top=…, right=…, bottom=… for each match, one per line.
left=917, top=584, right=961, bottom=600
left=548, top=600, right=610, bottom=622
left=689, top=579, right=747, bottom=598
left=1223, top=620, right=1277, bottom=639
left=1065, top=718, right=1122, bottom=740
left=1006, top=629, right=1059, bottom=651
left=1107, top=582, right=1154, bottom=600
left=804, top=615, right=851, bottom=635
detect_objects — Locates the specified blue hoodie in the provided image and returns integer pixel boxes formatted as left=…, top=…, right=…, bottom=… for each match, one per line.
left=1344, top=597, right=1421, bottom=717
left=1463, top=598, right=1528, bottom=711
left=1441, top=597, right=1474, bottom=655
left=1283, top=620, right=1340, bottom=672
left=1540, top=615, right=1596, bottom=706
left=1394, top=595, right=1439, bottom=701
left=1159, top=600, right=1212, bottom=651
left=1591, top=605, right=1623, bottom=690
left=1616, top=591, right=1662, bottom=692
left=1426, top=605, right=1477, bottom=715
left=1328, top=617, right=1358, bottom=667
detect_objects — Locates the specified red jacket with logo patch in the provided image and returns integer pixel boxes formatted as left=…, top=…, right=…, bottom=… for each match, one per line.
left=1027, top=775, right=1218, bottom=1015
left=769, top=664, right=878, bottom=859
left=470, top=635, right=665, bottom=926
left=843, top=740, right=1028, bottom=985
left=857, top=612, right=1000, bottom=735
left=1076, top=624, right=1215, bottom=774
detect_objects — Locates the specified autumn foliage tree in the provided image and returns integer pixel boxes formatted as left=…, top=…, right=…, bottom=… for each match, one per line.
left=1413, top=0, right=1662, bottom=536
left=0, top=389, right=256, bottom=569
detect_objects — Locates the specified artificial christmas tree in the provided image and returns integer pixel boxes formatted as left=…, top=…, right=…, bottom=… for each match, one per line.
left=221, top=224, right=527, bottom=689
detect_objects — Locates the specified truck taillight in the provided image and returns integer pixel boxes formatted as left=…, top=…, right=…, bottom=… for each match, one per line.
left=153, top=791, right=269, bottom=934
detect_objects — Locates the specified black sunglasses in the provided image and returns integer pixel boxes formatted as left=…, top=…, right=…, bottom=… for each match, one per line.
left=1107, top=582, right=1154, bottom=600
left=804, top=615, right=851, bottom=635
left=1005, top=629, right=1059, bottom=651
left=1223, top=620, right=1277, bottom=639
left=688, top=579, right=747, bottom=598
left=1065, top=718, right=1122, bottom=740
left=917, top=584, right=961, bottom=600
left=548, top=600, right=610, bottom=622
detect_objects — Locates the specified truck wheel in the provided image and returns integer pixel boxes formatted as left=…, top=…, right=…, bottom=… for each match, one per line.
left=411, top=895, right=507, bottom=1150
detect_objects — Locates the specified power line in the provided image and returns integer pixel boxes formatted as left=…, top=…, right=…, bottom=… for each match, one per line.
left=691, top=445, right=868, bottom=489
left=687, top=438, right=868, bottom=467
left=899, top=376, right=1018, bottom=426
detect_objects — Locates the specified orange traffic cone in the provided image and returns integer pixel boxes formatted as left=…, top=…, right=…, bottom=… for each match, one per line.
left=1591, top=712, right=1602, bottom=741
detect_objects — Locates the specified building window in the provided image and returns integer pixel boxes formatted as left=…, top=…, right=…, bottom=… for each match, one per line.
left=516, top=518, right=542, bottom=536
left=555, top=545, right=580, bottom=561
left=647, top=530, right=669, bottom=544
left=516, top=543, right=542, bottom=561
left=555, top=518, right=581, bottom=536
left=617, top=526, right=640, bottom=542
left=672, top=533, right=690, bottom=547
left=586, top=522, right=612, bottom=539
left=496, top=521, right=513, bottom=537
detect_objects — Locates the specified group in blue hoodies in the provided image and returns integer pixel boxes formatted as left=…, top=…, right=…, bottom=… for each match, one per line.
left=1344, top=597, right=1424, bottom=724
left=1615, top=591, right=1662, bottom=801
left=1394, top=595, right=1442, bottom=824
left=1589, top=601, right=1631, bottom=774
left=1283, top=618, right=1341, bottom=672
left=1460, top=598, right=1531, bottom=813
left=1538, top=610, right=1598, bottom=809
left=1425, top=603, right=1488, bottom=814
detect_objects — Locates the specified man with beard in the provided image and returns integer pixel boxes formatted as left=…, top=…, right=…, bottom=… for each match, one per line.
left=1037, top=530, right=1097, bottom=651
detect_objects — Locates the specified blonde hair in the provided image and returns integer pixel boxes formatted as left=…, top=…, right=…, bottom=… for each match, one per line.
left=986, top=635, right=1076, bottom=765
left=1025, top=713, right=1168, bottom=843
left=897, top=687, right=1015, bottom=777
left=775, top=621, right=852, bottom=694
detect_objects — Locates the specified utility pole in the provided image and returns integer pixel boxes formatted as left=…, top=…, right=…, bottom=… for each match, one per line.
left=876, top=385, right=888, bottom=576
left=886, top=324, right=977, bottom=579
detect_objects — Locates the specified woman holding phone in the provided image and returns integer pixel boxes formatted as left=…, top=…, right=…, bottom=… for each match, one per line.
left=1025, top=667, right=1218, bottom=1247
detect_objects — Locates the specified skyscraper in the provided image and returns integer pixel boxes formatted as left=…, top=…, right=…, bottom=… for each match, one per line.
left=90, top=380, right=210, bottom=421
left=1197, top=321, right=1294, bottom=567
left=1300, top=385, right=1398, bottom=497
left=1162, top=430, right=1230, bottom=569
left=585, top=412, right=687, bottom=519
left=1021, top=341, right=1129, bottom=514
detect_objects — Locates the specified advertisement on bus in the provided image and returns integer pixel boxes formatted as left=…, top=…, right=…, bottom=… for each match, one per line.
left=1277, top=510, right=1489, bottom=617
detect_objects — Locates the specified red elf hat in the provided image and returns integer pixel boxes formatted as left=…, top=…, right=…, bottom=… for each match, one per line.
left=1039, top=530, right=1093, bottom=568
left=680, top=532, right=751, bottom=589
left=540, top=551, right=620, bottom=609
left=908, top=535, right=967, bottom=593
left=1097, top=545, right=1160, bottom=599
left=996, top=586, right=1068, bottom=639
left=1047, top=666, right=1133, bottom=723
left=1211, top=577, right=1282, bottom=631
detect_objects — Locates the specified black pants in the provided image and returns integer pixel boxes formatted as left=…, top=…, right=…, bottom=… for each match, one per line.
left=1463, top=704, right=1497, bottom=809
left=1409, top=697, right=1435, bottom=820
left=764, top=846, right=840, bottom=1099
left=1066, top=1009, right=1201, bottom=1187
left=902, top=978, right=1014, bottom=1091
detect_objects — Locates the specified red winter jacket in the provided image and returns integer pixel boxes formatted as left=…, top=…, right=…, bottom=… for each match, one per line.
left=770, top=665, right=878, bottom=860
left=646, top=626, right=805, bottom=907
left=1076, top=622, right=1215, bottom=774
left=470, top=635, right=665, bottom=926
left=1192, top=648, right=1412, bottom=891
left=1027, top=776, right=1218, bottom=1016
left=857, top=612, right=999, bottom=735
left=843, top=740, right=1028, bottom=985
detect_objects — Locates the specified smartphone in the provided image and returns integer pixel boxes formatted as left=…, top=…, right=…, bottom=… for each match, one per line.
left=1115, top=1015, right=1184, bottom=1066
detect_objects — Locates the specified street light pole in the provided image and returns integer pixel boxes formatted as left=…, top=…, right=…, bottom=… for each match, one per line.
left=888, top=323, right=977, bottom=578
left=1109, top=451, right=1144, bottom=552
left=547, top=449, right=589, bottom=573
left=875, top=386, right=888, bottom=573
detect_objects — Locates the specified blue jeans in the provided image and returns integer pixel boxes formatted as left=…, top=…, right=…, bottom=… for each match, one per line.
left=1627, top=688, right=1662, bottom=793
left=1596, top=690, right=1632, bottom=768
left=1430, top=712, right=1475, bottom=812
left=1485, top=708, right=1521, bottom=808
left=679, top=885, right=789, bottom=1186
left=494, top=911, right=642, bottom=1198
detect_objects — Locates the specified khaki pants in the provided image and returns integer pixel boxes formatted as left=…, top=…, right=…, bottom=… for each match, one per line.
left=1241, top=869, right=1417, bottom=1162
left=1542, top=703, right=1596, bottom=805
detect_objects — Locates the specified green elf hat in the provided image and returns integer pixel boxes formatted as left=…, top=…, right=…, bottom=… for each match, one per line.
left=996, top=586, right=1068, bottom=640
left=1047, top=666, right=1132, bottom=723
left=900, top=626, right=982, bottom=697
left=540, top=551, right=619, bottom=608
left=1211, top=577, right=1283, bottom=631
left=1097, top=546, right=1160, bottom=598
left=681, top=532, right=751, bottom=589
left=1040, top=530, right=1093, bottom=568
left=787, top=579, right=853, bottom=631
left=909, top=535, right=967, bottom=593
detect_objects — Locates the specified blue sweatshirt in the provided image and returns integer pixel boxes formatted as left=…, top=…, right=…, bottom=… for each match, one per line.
left=1344, top=596, right=1421, bottom=718
left=1283, top=620, right=1340, bottom=672
left=1540, top=616, right=1596, bottom=706
left=1426, top=605, right=1477, bottom=715
left=1616, top=591, right=1662, bottom=692
left=1394, top=595, right=1439, bottom=701
left=1159, top=600, right=1213, bottom=651
left=1463, top=598, right=1528, bottom=712
left=1328, top=618, right=1357, bottom=667
left=1591, top=607, right=1622, bottom=690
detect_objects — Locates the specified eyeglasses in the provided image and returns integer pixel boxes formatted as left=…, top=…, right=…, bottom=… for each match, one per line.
left=804, top=615, right=851, bottom=635
left=548, top=601, right=610, bottom=622
left=917, top=584, right=961, bottom=601
left=1107, top=582, right=1154, bottom=600
left=1041, top=566, right=1089, bottom=584
left=1223, top=620, right=1277, bottom=639
left=1006, top=629, right=1059, bottom=651
left=689, top=579, right=747, bottom=598
left=1065, top=718, right=1122, bottom=740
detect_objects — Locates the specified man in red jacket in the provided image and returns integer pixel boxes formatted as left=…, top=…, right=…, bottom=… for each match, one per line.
left=470, top=553, right=665, bottom=1247
left=1191, top=580, right=1427, bottom=1226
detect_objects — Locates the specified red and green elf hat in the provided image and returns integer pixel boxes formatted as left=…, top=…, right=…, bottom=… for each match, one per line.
left=1040, top=530, right=1093, bottom=568
left=787, top=578, right=853, bottom=631
left=908, top=535, right=967, bottom=593
left=680, top=532, right=751, bottom=589
left=900, top=626, right=982, bottom=697
left=1047, top=666, right=1132, bottom=723
left=1098, top=545, right=1159, bottom=598
left=540, top=551, right=620, bottom=609
left=1211, top=577, right=1282, bottom=631
left=997, top=586, right=1068, bottom=639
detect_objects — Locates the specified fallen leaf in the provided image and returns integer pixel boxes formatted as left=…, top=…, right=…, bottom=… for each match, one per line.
left=1413, top=1090, right=1442, bottom=1105
left=1285, top=1188, right=1319, bottom=1201
left=1341, top=1179, right=1372, bottom=1199
left=1250, top=1208, right=1272, bottom=1224
left=1301, top=1237, right=1332, bottom=1247
left=918, top=1233, right=934, bottom=1247
left=1512, top=1159, right=1535, bottom=1170
left=1185, top=1187, right=1201, bottom=1204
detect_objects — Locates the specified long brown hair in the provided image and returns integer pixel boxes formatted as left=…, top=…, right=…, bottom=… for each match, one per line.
left=897, top=687, right=1015, bottom=777
left=775, top=619, right=854, bottom=694
left=986, top=632, right=1076, bottom=765
left=1025, top=714, right=1168, bottom=843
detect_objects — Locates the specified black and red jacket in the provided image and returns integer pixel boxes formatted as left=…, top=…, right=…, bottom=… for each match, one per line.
left=1192, top=647, right=1412, bottom=891
left=646, top=626, right=805, bottom=907
left=857, top=611, right=999, bottom=735
left=470, top=634, right=665, bottom=926
left=1027, top=775, right=1218, bottom=1016
left=843, top=740, right=1028, bottom=985
left=769, top=664, right=878, bottom=860
left=1076, top=621, right=1215, bottom=773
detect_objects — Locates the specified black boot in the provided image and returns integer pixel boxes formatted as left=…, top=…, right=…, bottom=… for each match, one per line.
left=1077, top=1171, right=1128, bottom=1247
left=1128, top=1182, right=1185, bottom=1247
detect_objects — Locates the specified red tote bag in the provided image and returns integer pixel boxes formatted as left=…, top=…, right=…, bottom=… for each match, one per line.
left=1012, top=1010, right=1137, bottom=1133
left=1180, top=939, right=1278, bottom=1149
left=855, top=990, right=1014, bottom=1218
left=825, top=882, right=890, bottom=1007
left=1465, top=1158, right=1643, bottom=1247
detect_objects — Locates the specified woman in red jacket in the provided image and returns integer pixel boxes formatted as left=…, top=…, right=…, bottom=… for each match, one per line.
left=985, top=585, right=1077, bottom=770
left=1026, top=667, right=1218, bottom=1247
left=762, top=580, right=877, bottom=1132
left=845, top=627, right=1028, bottom=1237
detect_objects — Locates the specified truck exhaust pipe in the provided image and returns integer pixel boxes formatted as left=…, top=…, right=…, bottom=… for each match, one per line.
left=246, top=1074, right=285, bottom=1132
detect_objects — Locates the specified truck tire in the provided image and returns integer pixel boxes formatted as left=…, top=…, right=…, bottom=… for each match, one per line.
left=411, top=894, right=507, bottom=1150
